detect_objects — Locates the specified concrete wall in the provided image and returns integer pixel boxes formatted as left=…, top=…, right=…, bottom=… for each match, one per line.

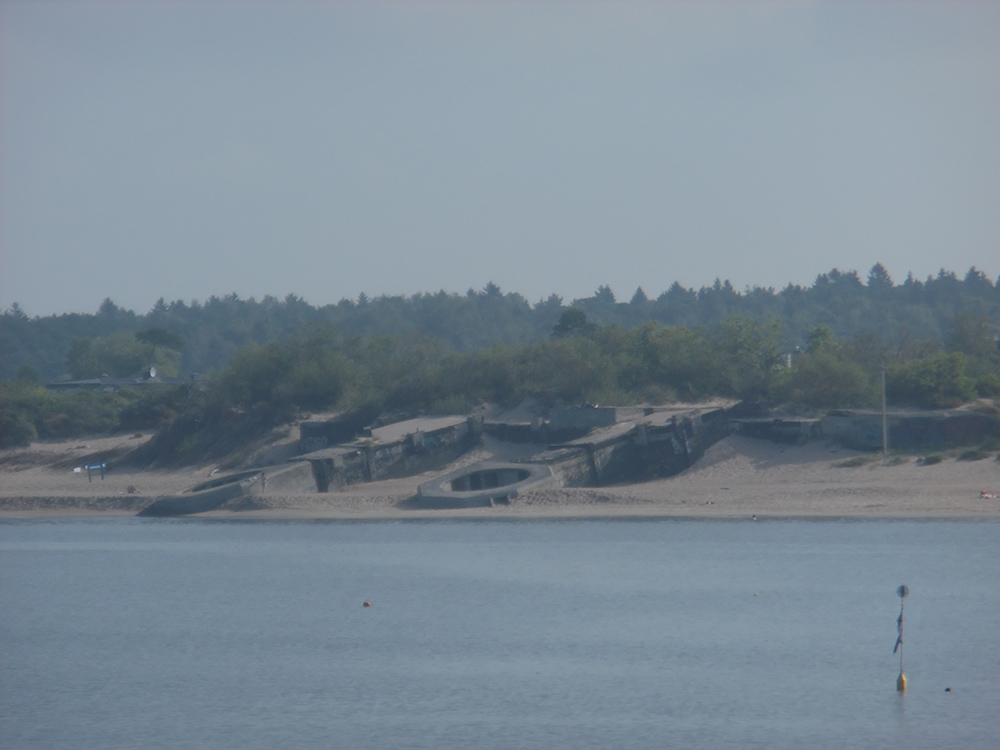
left=732, top=418, right=821, bottom=444
left=482, top=421, right=543, bottom=443
left=258, top=461, right=317, bottom=493
left=536, top=446, right=595, bottom=487
left=306, top=448, right=369, bottom=492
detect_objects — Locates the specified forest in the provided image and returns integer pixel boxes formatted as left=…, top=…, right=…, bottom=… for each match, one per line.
left=1, top=264, right=999, bottom=453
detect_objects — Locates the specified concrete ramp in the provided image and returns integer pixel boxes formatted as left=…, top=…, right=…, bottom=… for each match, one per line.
left=137, top=461, right=320, bottom=517
left=138, top=481, right=249, bottom=517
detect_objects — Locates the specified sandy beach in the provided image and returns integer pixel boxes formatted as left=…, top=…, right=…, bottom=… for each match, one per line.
left=2, top=432, right=999, bottom=520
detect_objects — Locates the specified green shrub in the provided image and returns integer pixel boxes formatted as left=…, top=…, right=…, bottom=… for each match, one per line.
left=975, top=373, right=1000, bottom=397
left=0, top=410, right=37, bottom=448
left=979, top=435, right=1000, bottom=452
left=426, top=394, right=476, bottom=416
left=919, top=454, right=943, bottom=465
left=888, top=353, right=976, bottom=408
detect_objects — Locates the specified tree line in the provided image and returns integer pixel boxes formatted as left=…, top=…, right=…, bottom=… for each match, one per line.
left=3, top=264, right=999, bottom=383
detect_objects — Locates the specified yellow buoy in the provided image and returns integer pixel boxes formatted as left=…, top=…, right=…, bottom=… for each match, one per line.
left=897, top=672, right=907, bottom=692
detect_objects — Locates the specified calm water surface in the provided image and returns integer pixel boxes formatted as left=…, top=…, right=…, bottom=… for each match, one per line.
left=1, top=518, right=998, bottom=749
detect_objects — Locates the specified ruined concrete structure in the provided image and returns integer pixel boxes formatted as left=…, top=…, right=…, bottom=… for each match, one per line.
left=136, top=403, right=998, bottom=516
left=417, top=405, right=730, bottom=508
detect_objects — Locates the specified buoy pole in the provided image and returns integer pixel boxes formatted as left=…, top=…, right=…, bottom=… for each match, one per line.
left=895, top=585, right=909, bottom=691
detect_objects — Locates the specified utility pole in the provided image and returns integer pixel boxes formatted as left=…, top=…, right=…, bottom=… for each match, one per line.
left=881, top=363, right=888, bottom=466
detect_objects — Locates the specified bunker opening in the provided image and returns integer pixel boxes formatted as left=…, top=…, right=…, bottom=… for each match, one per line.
left=449, top=468, right=532, bottom=492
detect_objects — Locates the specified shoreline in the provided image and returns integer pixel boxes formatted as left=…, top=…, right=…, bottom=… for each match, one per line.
left=3, top=510, right=997, bottom=522
left=3, top=434, right=999, bottom=521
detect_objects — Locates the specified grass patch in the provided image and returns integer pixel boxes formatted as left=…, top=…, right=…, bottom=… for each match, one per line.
left=918, top=454, right=943, bottom=466
left=834, top=455, right=877, bottom=468
left=958, top=449, right=990, bottom=462
left=834, top=454, right=908, bottom=468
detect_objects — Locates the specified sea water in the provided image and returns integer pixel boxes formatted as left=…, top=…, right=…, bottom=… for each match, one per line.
left=1, top=518, right=998, bottom=750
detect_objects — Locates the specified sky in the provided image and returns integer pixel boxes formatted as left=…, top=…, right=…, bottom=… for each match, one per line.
left=1, top=1, right=998, bottom=317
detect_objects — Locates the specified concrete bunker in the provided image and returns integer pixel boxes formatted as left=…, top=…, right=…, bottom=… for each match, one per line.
left=418, top=462, right=557, bottom=508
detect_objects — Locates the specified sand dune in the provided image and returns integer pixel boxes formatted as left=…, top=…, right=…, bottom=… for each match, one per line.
left=2, top=433, right=999, bottom=519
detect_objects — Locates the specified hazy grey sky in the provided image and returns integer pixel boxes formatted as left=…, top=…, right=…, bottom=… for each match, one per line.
left=2, top=1, right=998, bottom=316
